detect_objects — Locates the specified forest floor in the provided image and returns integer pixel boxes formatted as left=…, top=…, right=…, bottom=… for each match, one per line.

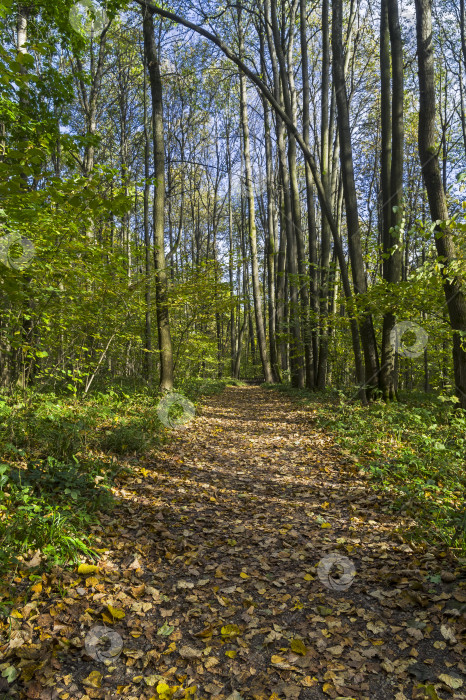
left=1, top=385, right=465, bottom=700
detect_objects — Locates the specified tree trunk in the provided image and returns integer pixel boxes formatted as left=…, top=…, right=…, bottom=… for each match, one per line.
left=268, top=0, right=304, bottom=387
left=260, top=27, right=281, bottom=382
left=316, top=0, right=332, bottom=391
left=226, top=122, right=237, bottom=378
left=142, top=8, right=174, bottom=391
left=415, top=0, right=466, bottom=409
left=300, top=0, right=318, bottom=388
left=238, top=8, right=274, bottom=383
left=332, top=0, right=380, bottom=397
left=143, top=54, right=152, bottom=380
left=380, top=0, right=404, bottom=401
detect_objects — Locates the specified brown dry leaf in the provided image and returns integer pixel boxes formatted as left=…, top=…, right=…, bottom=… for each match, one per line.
left=438, top=674, right=463, bottom=689
left=440, top=624, right=456, bottom=644
left=179, top=645, right=202, bottom=660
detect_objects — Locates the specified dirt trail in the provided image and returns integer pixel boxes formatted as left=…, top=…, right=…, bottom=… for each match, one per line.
left=5, top=386, right=465, bottom=699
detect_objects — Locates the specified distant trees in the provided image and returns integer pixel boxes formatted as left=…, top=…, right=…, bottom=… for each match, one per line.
left=0, top=0, right=464, bottom=403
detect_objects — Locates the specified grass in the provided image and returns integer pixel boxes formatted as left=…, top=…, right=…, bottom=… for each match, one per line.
left=264, top=383, right=466, bottom=555
left=0, top=377, right=240, bottom=576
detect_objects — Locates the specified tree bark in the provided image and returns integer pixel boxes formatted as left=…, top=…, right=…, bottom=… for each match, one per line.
left=332, top=0, right=380, bottom=397
left=142, top=8, right=174, bottom=391
left=259, top=26, right=281, bottom=383
left=268, top=0, right=305, bottom=387
left=236, top=6, right=271, bottom=384
left=300, top=0, right=319, bottom=387
left=415, top=0, right=466, bottom=409
left=380, top=0, right=404, bottom=400
left=316, top=0, right=332, bottom=391
left=143, top=53, right=152, bottom=380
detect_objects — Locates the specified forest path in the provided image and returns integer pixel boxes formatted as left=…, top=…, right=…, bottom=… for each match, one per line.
left=10, top=386, right=465, bottom=699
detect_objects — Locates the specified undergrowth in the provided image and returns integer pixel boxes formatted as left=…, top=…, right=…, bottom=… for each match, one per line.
left=0, top=377, right=236, bottom=576
left=264, top=383, right=466, bottom=555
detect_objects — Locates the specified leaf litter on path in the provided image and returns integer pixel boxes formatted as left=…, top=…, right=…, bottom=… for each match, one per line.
left=1, top=386, right=465, bottom=699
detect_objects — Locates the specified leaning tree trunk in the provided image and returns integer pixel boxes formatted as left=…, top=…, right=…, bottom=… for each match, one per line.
left=142, top=0, right=365, bottom=397
left=415, top=0, right=466, bottom=408
left=142, top=8, right=174, bottom=391
left=332, top=0, right=380, bottom=398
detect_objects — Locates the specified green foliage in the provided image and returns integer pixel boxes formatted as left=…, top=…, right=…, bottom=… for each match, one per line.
left=0, top=456, right=107, bottom=572
left=0, top=377, right=240, bottom=574
left=0, top=385, right=172, bottom=574
left=265, top=384, right=466, bottom=552
left=179, top=376, right=246, bottom=398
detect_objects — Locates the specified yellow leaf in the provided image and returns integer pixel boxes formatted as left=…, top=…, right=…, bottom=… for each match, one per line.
left=31, top=582, right=42, bottom=594
left=225, top=650, right=237, bottom=658
left=322, top=682, right=334, bottom=696
left=10, top=610, right=23, bottom=619
left=303, top=574, right=313, bottom=581
left=221, top=624, right=240, bottom=638
left=240, top=572, right=249, bottom=579
left=156, top=681, right=173, bottom=699
left=144, top=676, right=160, bottom=687
left=321, top=523, right=332, bottom=529
left=101, top=612, right=114, bottom=624
left=83, top=671, right=102, bottom=688
left=78, top=563, right=99, bottom=575
left=290, top=638, right=308, bottom=655
left=86, top=576, right=99, bottom=587
left=271, top=655, right=285, bottom=664
left=107, top=605, right=125, bottom=620
left=163, top=642, right=176, bottom=655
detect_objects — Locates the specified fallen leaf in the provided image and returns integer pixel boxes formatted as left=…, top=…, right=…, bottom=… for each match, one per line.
left=83, top=671, right=103, bottom=688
